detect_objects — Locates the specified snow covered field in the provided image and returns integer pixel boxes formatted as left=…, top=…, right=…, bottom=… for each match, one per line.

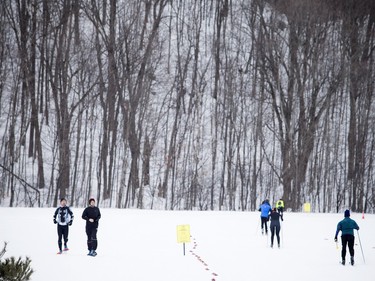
left=1, top=208, right=374, bottom=281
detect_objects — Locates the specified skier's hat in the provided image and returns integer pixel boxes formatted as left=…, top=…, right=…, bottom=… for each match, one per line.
left=60, top=198, right=67, bottom=202
left=89, top=198, right=96, bottom=204
left=344, top=209, right=350, bottom=217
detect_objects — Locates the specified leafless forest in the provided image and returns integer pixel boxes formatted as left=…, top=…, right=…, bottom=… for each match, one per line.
left=0, top=0, right=374, bottom=212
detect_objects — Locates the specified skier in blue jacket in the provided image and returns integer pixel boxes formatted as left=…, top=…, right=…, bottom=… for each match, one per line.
left=258, top=199, right=272, bottom=235
left=334, top=209, right=359, bottom=265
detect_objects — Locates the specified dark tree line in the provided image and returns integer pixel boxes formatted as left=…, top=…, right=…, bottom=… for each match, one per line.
left=0, top=0, right=374, bottom=213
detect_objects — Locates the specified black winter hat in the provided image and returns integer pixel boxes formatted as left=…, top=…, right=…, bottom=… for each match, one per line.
left=60, top=198, right=67, bottom=202
left=344, top=209, right=350, bottom=217
left=89, top=198, right=96, bottom=204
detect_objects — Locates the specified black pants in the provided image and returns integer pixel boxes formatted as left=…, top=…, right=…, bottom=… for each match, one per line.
left=341, top=234, right=355, bottom=260
left=261, top=217, right=268, bottom=233
left=57, top=224, right=69, bottom=250
left=86, top=224, right=98, bottom=251
left=270, top=224, right=280, bottom=245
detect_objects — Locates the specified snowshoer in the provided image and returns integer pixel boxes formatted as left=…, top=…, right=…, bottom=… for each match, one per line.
left=53, top=198, right=74, bottom=254
left=258, top=199, right=272, bottom=235
left=82, top=198, right=101, bottom=257
left=276, top=199, right=284, bottom=215
left=269, top=207, right=283, bottom=248
left=334, top=209, right=359, bottom=265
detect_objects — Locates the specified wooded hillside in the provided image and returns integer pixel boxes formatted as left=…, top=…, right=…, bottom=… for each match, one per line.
left=0, top=0, right=374, bottom=212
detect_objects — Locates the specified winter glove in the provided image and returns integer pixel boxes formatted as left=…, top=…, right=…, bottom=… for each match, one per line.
left=334, top=237, right=337, bottom=242
left=53, top=219, right=57, bottom=224
left=68, top=221, right=73, bottom=226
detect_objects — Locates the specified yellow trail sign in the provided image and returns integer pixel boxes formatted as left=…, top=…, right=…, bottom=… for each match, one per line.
left=303, top=203, right=311, bottom=213
left=177, top=224, right=191, bottom=243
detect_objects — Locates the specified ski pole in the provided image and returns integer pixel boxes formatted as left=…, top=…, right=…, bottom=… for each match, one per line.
left=281, top=221, right=284, bottom=247
left=357, top=230, right=365, bottom=264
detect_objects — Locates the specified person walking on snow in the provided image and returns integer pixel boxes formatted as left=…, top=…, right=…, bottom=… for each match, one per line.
left=334, top=209, right=359, bottom=265
left=269, top=207, right=283, bottom=248
left=82, top=198, right=101, bottom=257
left=53, top=198, right=74, bottom=254
left=276, top=198, right=284, bottom=215
left=258, top=199, right=272, bottom=235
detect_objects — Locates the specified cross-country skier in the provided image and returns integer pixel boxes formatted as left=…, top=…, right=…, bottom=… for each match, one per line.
left=82, top=198, right=101, bottom=257
left=53, top=198, right=74, bottom=254
left=269, top=207, right=283, bottom=248
left=334, top=209, right=359, bottom=265
left=276, top=199, right=284, bottom=215
left=258, top=199, right=272, bottom=235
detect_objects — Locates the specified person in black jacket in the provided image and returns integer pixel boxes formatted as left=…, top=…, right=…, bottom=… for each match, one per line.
left=53, top=198, right=74, bottom=254
left=82, top=198, right=101, bottom=256
left=269, top=207, right=283, bottom=248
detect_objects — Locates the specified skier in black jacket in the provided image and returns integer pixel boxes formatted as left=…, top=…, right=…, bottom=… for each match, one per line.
left=53, top=198, right=74, bottom=254
left=82, top=198, right=101, bottom=256
left=269, top=207, right=283, bottom=248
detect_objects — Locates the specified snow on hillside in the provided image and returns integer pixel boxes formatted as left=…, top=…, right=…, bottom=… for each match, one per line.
left=1, top=208, right=374, bottom=281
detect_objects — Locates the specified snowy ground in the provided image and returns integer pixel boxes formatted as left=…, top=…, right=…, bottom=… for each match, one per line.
left=1, top=208, right=374, bottom=281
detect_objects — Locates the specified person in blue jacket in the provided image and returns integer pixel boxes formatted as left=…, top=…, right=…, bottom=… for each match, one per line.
left=258, top=199, right=272, bottom=235
left=334, top=209, right=359, bottom=265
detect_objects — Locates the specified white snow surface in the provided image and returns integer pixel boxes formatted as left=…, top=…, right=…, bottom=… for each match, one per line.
left=1, top=208, right=374, bottom=281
